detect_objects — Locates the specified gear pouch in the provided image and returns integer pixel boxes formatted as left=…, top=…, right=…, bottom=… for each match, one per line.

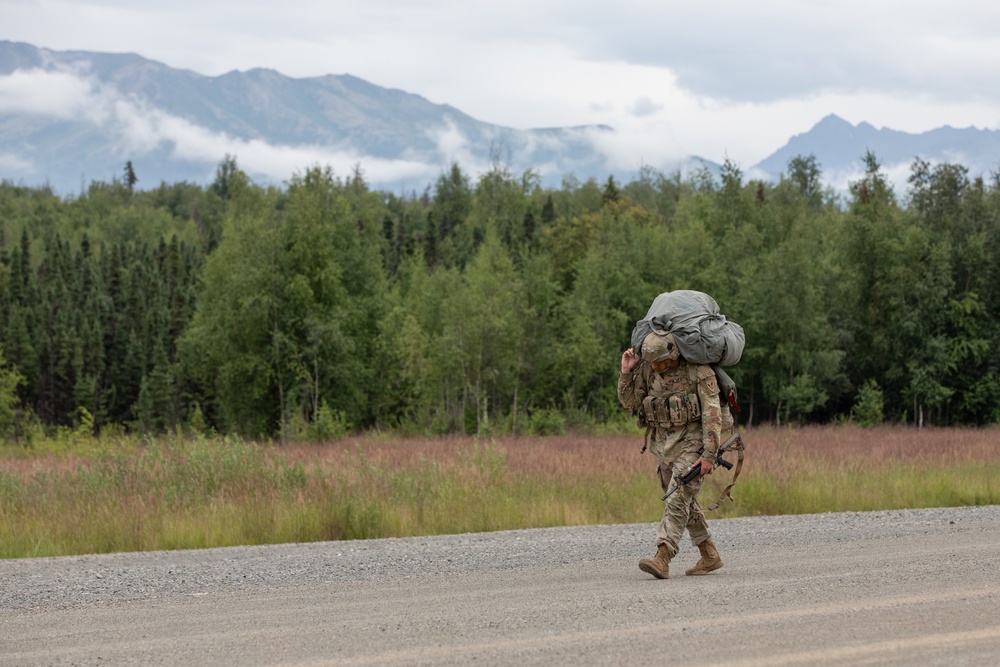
left=642, top=396, right=658, bottom=425
left=684, top=393, right=701, bottom=421
left=669, top=395, right=686, bottom=424
left=653, top=396, right=671, bottom=425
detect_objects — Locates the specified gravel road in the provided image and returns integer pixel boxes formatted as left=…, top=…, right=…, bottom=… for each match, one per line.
left=2, top=505, right=999, bottom=665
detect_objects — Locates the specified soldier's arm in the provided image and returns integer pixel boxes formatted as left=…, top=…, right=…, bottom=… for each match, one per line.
left=696, top=365, right=723, bottom=461
left=617, top=359, right=647, bottom=412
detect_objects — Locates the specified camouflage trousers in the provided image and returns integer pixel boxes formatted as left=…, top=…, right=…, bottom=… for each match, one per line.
left=650, top=430, right=711, bottom=558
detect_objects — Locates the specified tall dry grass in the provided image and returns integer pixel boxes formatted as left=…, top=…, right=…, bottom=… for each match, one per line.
left=737, top=424, right=1000, bottom=514
left=1, top=425, right=997, bottom=558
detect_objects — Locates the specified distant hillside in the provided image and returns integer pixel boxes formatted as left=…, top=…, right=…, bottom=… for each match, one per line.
left=751, top=114, right=1000, bottom=194
left=0, top=41, right=615, bottom=194
left=1, top=41, right=997, bottom=196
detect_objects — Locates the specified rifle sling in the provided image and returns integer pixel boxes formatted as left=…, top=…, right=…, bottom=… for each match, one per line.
left=708, top=432, right=745, bottom=511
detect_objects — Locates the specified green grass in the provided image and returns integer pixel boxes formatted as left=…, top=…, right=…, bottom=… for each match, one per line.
left=736, top=461, right=1000, bottom=515
left=1, top=425, right=998, bottom=558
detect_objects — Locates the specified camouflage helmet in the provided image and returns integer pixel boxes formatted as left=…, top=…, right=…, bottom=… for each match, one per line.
left=641, top=330, right=680, bottom=363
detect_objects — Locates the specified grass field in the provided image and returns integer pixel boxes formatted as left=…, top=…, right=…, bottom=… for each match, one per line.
left=1, top=424, right=998, bottom=558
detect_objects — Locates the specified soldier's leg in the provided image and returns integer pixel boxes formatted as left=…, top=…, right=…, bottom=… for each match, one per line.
left=655, top=493, right=686, bottom=557
left=685, top=492, right=723, bottom=575
left=643, top=454, right=679, bottom=579
left=681, top=428, right=711, bottom=546
left=656, top=456, right=703, bottom=556
left=686, top=497, right=711, bottom=546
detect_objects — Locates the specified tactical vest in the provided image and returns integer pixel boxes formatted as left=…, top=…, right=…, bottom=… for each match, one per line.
left=639, top=362, right=704, bottom=435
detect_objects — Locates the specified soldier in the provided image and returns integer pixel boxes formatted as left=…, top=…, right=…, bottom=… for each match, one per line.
left=618, top=329, right=726, bottom=579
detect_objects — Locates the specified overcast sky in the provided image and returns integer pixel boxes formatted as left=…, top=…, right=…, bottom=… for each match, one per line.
left=3, top=0, right=1000, bottom=180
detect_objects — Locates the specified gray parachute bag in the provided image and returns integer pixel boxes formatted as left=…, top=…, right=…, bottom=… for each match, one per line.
left=630, top=290, right=745, bottom=401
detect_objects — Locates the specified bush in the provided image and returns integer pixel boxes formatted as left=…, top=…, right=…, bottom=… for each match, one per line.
left=308, top=401, right=349, bottom=442
left=853, top=379, right=884, bottom=427
left=528, top=408, right=566, bottom=436
left=0, top=352, right=24, bottom=439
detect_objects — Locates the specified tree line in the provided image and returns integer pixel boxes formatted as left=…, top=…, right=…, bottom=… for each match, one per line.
left=1, top=151, right=998, bottom=442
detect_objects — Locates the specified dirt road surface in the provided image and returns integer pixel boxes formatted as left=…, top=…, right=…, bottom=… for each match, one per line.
left=2, top=505, right=999, bottom=666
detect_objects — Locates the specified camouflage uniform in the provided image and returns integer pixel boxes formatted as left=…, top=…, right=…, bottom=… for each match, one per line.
left=617, top=332, right=727, bottom=560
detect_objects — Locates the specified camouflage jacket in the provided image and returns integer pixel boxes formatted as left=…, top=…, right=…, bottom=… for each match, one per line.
left=618, top=358, right=723, bottom=461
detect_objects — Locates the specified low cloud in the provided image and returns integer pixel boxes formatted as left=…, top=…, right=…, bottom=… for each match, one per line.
left=0, top=68, right=450, bottom=190
left=0, top=152, right=35, bottom=173
left=818, top=160, right=917, bottom=202
left=424, top=117, right=492, bottom=178
left=0, top=69, right=103, bottom=120
left=2, top=65, right=569, bottom=192
left=628, top=97, right=664, bottom=118
left=581, top=119, right=685, bottom=174
left=9, top=58, right=975, bottom=198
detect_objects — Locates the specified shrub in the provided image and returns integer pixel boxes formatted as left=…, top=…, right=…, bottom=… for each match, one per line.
left=528, top=408, right=566, bottom=436
left=853, top=379, right=884, bottom=427
left=308, top=401, right=349, bottom=442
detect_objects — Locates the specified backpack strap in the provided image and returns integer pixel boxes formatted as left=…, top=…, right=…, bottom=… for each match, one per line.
left=708, top=431, right=746, bottom=511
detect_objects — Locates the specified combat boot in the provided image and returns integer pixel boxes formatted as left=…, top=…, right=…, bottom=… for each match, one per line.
left=638, top=544, right=671, bottom=579
left=685, top=538, right=723, bottom=576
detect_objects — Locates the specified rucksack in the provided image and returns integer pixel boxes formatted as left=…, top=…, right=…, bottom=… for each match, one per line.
left=630, top=290, right=745, bottom=366
left=630, top=289, right=745, bottom=409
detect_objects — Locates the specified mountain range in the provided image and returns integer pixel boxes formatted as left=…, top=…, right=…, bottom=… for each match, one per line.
left=2, top=40, right=998, bottom=198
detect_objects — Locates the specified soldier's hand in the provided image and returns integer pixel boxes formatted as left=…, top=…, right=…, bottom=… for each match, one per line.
left=695, top=458, right=714, bottom=476
left=621, top=348, right=638, bottom=373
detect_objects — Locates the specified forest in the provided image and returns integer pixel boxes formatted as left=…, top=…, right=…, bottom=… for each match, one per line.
left=1, top=150, right=998, bottom=442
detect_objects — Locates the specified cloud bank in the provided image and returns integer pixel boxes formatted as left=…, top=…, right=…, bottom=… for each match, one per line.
left=0, top=68, right=454, bottom=189
left=1, top=60, right=699, bottom=193
left=6, top=0, right=999, bottom=170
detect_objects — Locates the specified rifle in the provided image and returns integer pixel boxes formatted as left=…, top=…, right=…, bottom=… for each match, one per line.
left=661, top=432, right=741, bottom=501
